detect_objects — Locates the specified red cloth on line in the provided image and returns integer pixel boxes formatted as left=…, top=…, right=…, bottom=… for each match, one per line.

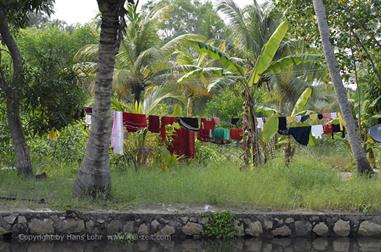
left=198, top=118, right=215, bottom=141
left=230, top=128, right=243, bottom=141
left=323, top=124, right=333, bottom=134
left=123, top=112, right=147, bottom=132
left=169, top=128, right=195, bottom=159
left=323, top=113, right=332, bottom=121
left=148, top=115, right=160, bottom=133
left=160, top=116, right=177, bottom=142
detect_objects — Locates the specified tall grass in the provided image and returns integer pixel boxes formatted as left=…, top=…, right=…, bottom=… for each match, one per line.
left=1, top=155, right=380, bottom=212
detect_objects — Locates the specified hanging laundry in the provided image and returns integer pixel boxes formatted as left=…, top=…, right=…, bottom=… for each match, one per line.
left=310, top=114, right=318, bottom=121
left=287, top=116, right=295, bottom=124
left=160, top=116, right=177, bottom=142
left=148, top=115, right=160, bottom=133
left=323, top=113, right=332, bottom=121
left=295, top=115, right=302, bottom=123
left=338, top=112, right=345, bottom=131
left=323, top=124, right=333, bottom=134
left=318, top=114, right=323, bottom=120
left=369, top=124, right=381, bottom=143
left=84, top=114, right=92, bottom=127
left=331, top=112, right=338, bottom=119
left=179, top=117, right=200, bottom=131
left=168, top=128, right=196, bottom=159
left=278, top=117, right=287, bottom=131
left=257, top=117, right=264, bottom=129
left=198, top=118, right=215, bottom=142
left=231, top=117, right=240, bottom=126
left=112, top=111, right=124, bottom=155
left=301, top=115, right=310, bottom=122
left=84, top=107, right=92, bottom=114
left=123, top=112, right=147, bottom=132
left=288, top=126, right=311, bottom=146
left=332, top=124, right=345, bottom=138
left=311, top=125, right=324, bottom=139
left=230, top=128, right=243, bottom=141
left=213, top=117, right=221, bottom=126
left=213, top=127, right=230, bottom=144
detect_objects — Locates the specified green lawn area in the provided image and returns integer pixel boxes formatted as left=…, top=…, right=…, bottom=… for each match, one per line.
left=1, top=149, right=381, bottom=213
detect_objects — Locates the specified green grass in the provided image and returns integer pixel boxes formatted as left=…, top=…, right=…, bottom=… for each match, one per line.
left=1, top=154, right=381, bottom=213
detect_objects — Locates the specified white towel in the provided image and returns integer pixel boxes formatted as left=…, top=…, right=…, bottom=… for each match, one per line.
left=311, top=125, right=324, bottom=139
left=331, top=112, right=338, bottom=119
left=111, top=111, right=124, bottom=155
left=257, top=117, right=264, bottom=129
left=295, top=115, right=302, bottom=123
left=85, top=114, right=92, bottom=126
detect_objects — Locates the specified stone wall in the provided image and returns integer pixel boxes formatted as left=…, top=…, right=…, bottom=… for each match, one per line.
left=1, top=211, right=381, bottom=240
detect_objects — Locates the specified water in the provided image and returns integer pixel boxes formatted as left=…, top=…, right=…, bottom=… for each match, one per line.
left=1, top=238, right=381, bottom=252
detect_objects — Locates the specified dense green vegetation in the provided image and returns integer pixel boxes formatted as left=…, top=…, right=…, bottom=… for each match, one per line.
left=0, top=0, right=380, bottom=210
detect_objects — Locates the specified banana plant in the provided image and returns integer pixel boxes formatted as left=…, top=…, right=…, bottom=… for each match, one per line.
left=176, top=20, right=320, bottom=168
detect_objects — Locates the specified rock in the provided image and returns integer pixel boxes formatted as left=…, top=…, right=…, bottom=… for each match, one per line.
left=138, top=223, right=150, bottom=235
left=263, top=220, right=273, bottom=230
left=245, top=221, right=263, bottom=237
left=3, top=215, right=17, bottom=225
left=86, top=220, right=96, bottom=232
left=313, top=222, right=329, bottom=237
left=358, top=221, right=381, bottom=236
left=200, top=217, right=209, bottom=225
left=180, top=217, right=189, bottom=224
left=12, top=223, right=28, bottom=234
left=156, top=225, right=175, bottom=236
left=17, top=216, right=27, bottom=224
left=151, top=220, right=161, bottom=232
left=55, top=219, right=85, bottom=234
left=234, top=220, right=244, bottom=237
left=333, top=219, right=350, bottom=237
left=285, top=218, right=294, bottom=224
left=123, top=221, right=135, bottom=233
left=182, top=222, right=203, bottom=236
left=29, top=218, right=54, bottom=234
left=272, top=226, right=291, bottom=237
left=295, top=220, right=312, bottom=237
left=106, top=220, right=122, bottom=234
left=0, top=226, right=9, bottom=236
left=97, top=219, right=105, bottom=224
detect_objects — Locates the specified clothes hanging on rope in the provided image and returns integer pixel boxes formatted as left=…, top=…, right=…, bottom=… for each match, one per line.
left=311, top=125, right=324, bottom=139
left=198, top=118, right=216, bottom=142
left=179, top=117, right=200, bottom=131
left=168, top=128, right=196, bottom=159
left=212, top=127, right=230, bottom=144
left=123, top=112, right=147, bottom=132
left=257, top=117, right=264, bottom=129
left=230, top=128, right=243, bottom=141
left=148, top=115, right=160, bottom=133
left=278, top=117, right=287, bottom=131
left=288, top=126, right=311, bottom=146
left=111, top=111, right=124, bottom=155
left=231, top=117, right=240, bottom=126
left=160, top=116, right=177, bottom=142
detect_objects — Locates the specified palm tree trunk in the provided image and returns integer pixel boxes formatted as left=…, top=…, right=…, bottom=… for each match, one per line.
left=0, top=11, right=33, bottom=177
left=74, top=1, right=125, bottom=197
left=312, top=0, right=373, bottom=174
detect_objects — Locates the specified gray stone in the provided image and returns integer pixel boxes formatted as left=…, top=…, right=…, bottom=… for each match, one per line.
left=182, top=222, right=203, bottom=236
left=156, top=225, right=175, bottom=236
left=263, top=220, right=273, bottom=230
left=3, top=215, right=17, bottom=225
left=189, top=217, right=197, bottom=222
left=151, top=219, right=161, bottom=232
left=12, top=223, right=28, bottom=234
left=123, top=221, right=135, bottom=233
left=86, top=220, right=95, bottom=231
left=234, top=220, right=244, bottom=237
left=245, top=221, right=263, bottom=237
left=200, top=217, right=209, bottom=225
left=97, top=219, right=105, bottom=224
left=138, top=223, right=150, bottom=235
left=295, top=220, right=312, bottom=236
left=55, top=219, right=85, bottom=234
left=313, top=222, right=329, bottom=236
left=29, top=218, right=54, bottom=234
left=358, top=221, right=381, bottom=236
left=333, top=219, right=350, bottom=237
left=17, top=216, right=27, bottom=224
left=272, top=225, right=291, bottom=237
left=285, top=218, right=294, bottom=224
left=106, top=220, right=122, bottom=234
left=0, top=226, right=9, bottom=235
left=180, top=217, right=189, bottom=224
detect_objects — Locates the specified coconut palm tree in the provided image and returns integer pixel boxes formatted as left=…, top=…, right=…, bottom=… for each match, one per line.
left=74, top=0, right=131, bottom=198
left=312, top=0, right=374, bottom=174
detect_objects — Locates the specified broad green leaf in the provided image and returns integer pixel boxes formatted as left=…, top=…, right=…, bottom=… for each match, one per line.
left=262, top=114, right=279, bottom=143
left=264, top=54, right=322, bottom=75
left=369, top=95, right=381, bottom=108
left=248, top=21, right=289, bottom=86
left=291, top=87, right=312, bottom=116
left=177, top=67, right=233, bottom=84
left=182, top=40, right=245, bottom=75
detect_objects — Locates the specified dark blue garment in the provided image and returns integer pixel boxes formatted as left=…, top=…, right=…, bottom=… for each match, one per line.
left=301, top=115, right=309, bottom=122
left=288, top=126, right=311, bottom=146
left=278, top=117, right=287, bottom=131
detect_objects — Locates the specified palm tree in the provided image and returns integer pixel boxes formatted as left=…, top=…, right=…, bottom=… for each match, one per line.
left=312, top=0, right=374, bottom=174
left=74, top=0, right=130, bottom=198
